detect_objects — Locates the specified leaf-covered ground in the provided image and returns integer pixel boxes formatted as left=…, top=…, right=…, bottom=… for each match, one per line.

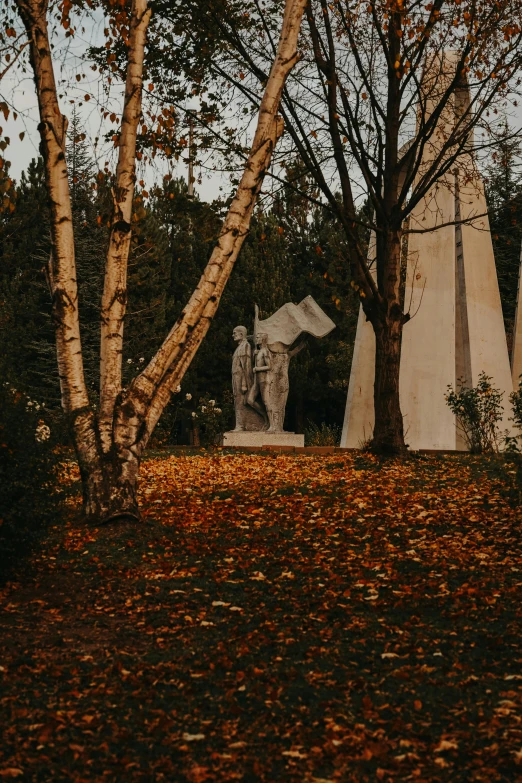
left=1, top=453, right=521, bottom=782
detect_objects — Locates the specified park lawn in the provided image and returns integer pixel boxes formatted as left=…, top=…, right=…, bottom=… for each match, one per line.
left=0, top=452, right=521, bottom=783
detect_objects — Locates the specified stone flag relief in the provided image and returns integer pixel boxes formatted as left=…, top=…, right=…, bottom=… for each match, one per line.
left=255, top=295, right=336, bottom=347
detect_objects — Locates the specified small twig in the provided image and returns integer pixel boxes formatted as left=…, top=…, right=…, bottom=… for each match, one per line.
left=0, top=39, right=28, bottom=81
left=408, top=277, right=427, bottom=321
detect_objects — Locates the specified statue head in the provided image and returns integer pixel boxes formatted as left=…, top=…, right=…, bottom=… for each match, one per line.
left=255, top=332, right=268, bottom=347
left=232, top=326, right=247, bottom=342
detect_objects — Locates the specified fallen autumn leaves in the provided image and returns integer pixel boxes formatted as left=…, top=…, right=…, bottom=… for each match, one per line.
left=0, top=452, right=521, bottom=782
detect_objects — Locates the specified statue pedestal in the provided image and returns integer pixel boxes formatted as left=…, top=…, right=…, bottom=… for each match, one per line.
left=223, top=431, right=304, bottom=448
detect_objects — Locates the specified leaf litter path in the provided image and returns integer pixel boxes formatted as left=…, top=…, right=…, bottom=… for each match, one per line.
left=1, top=453, right=521, bottom=783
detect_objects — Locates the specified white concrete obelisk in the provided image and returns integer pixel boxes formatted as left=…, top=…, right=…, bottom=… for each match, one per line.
left=341, top=231, right=377, bottom=447
left=341, top=52, right=514, bottom=450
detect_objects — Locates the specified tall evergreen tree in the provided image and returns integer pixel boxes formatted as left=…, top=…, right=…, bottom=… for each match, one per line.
left=486, top=123, right=522, bottom=347
left=66, top=111, right=106, bottom=396
left=0, top=158, right=56, bottom=402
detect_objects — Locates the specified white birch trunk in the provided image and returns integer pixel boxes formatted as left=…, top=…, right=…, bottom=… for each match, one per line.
left=99, top=0, right=151, bottom=452
left=16, top=0, right=112, bottom=518
left=16, top=0, right=89, bottom=415
left=120, top=0, right=308, bottom=449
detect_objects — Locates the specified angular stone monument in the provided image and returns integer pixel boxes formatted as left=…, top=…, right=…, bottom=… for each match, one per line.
left=341, top=52, right=515, bottom=450
left=223, top=296, right=335, bottom=447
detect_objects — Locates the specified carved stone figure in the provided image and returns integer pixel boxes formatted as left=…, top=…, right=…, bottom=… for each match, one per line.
left=231, top=326, right=265, bottom=432
left=266, top=340, right=305, bottom=432
left=225, top=296, right=335, bottom=446
left=252, top=335, right=305, bottom=432
left=251, top=333, right=273, bottom=429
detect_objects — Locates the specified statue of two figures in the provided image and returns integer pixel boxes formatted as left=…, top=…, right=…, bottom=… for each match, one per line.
left=228, top=297, right=336, bottom=440
left=232, top=325, right=304, bottom=433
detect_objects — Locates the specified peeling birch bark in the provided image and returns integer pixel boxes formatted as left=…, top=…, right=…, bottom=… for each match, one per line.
left=99, top=0, right=151, bottom=453
left=121, top=0, right=308, bottom=450
left=16, top=0, right=114, bottom=516
left=16, top=0, right=145, bottom=522
left=16, top=0, right=89, bottom=416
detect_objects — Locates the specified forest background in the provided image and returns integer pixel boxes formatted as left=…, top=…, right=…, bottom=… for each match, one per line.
left=1, top=119, right=521, bottom=446
left=0, top=138, right=358, bottom=445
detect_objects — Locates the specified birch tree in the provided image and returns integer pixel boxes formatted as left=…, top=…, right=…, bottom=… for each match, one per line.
left=9, top=0, right=307, bottom=522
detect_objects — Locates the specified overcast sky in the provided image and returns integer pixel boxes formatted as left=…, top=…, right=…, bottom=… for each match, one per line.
left=1, top=12, right=230, bottom=203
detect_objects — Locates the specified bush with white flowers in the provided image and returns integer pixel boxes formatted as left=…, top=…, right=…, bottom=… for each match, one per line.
left=192, top=394, right=226, bottom=446
left=148, top=385, right=233, bottom=447
left=35, top=422, right=51, bottom=443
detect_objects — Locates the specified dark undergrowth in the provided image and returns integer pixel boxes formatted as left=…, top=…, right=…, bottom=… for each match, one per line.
left=0, top=384, right=65, bottom=585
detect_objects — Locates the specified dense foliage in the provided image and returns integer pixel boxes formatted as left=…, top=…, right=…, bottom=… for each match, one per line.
left=0, top=138, right=359, bottom=443
left=445, top=373, right=506, bottom=454
left=0, top=382, right=61, bottom=581
left=485, top=124, right=522, bottom=344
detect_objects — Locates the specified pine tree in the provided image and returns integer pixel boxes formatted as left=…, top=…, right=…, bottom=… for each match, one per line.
left=0, top=158, right=56, bottom=403
left=67, top=111, right=106, bottom=395
left=486, top=121, right=522, bottom=345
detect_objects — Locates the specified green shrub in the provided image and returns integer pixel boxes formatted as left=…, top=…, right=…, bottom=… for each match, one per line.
left=507, top=380, right=522, bottom=502
left=510, top=375, right=522, bottom=435
left=445, top=372, right=504, bottom=453
left=151, top=389, right=234, bottom=447
left=0, top=383, right=61, bottom=581
left=192, top=394, right=234, bottom=447
left=305, top=421, right=341, bottom=447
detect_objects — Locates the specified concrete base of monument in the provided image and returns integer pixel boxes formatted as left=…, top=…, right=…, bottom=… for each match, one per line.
left=222, top=431, right=305, bottom=448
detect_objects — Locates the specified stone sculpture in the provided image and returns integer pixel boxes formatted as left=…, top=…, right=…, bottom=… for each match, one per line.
left=250, top=333, right=271, bottom=426
left=224, top=296, right=335, bottom=447
left=231, top=325, right=265, bottom=432
left=250, top=332, right=305, bottom=432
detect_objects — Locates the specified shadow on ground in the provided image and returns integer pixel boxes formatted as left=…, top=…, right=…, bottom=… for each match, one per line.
left=1, top=453, right=521, bottom=782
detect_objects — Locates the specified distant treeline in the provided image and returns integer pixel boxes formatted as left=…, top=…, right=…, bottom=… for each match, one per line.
left=0, top=128, right=361, bottom=443
left=0, top=124, right=520, bottom=444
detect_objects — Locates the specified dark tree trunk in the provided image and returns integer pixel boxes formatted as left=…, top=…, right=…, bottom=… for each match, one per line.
left=191, top=423, right=201, bottom=447
left=371, top=304, right=406, bottom=454
left=80, top=454, right=141, bottom=524
left=72, top=410, right=141, bottom=523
